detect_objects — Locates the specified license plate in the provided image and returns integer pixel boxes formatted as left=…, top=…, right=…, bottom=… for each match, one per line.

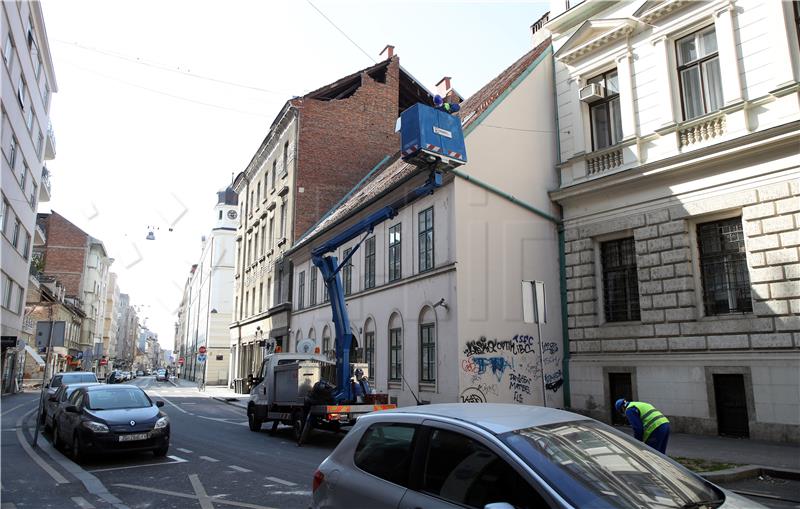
left=119, top=433, right=149, bottom=442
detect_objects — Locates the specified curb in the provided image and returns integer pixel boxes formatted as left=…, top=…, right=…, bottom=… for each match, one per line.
left=701, top=465, right=800, bottom=483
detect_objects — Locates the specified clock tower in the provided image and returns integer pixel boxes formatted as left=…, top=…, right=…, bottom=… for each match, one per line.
left=214, top=186, right=239, bottom=230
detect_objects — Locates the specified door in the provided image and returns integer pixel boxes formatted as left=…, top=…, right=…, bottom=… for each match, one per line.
left=609, top=372, right=632, bottom=426
left=714, top=374, right=749, bottom=438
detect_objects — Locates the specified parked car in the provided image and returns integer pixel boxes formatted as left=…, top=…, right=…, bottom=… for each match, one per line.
left=41, top=382, right=100, bottom=432
left=52, top=384, right=170, bottom=461
left=47, top=372, right=99, bottom=399
left=156, top=369, right=167, bottom=382
left=311, top=403, right=763, bottom=509
left=136, top=370, right=144, bottom=377
left=106, top=371, right=124, bottom=384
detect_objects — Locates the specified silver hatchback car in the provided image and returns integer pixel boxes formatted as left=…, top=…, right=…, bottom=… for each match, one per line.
left=311, top=403, right=762, bottom=509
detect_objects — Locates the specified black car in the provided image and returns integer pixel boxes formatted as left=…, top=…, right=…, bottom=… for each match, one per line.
left=52, top=385, right=170, bottom=461
left=106, top=370, right=124, bottom=384
left=41, top=382, right=100, bottom=432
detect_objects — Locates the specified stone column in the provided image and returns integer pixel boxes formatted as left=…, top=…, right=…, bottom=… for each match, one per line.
left=714, top=1, right=744, bottom=106
left=616, top=50, right=637, bottom=140
left=767, top=0, right=800, bottom=89
left=569, top=76, right=587, bottom=156
left=651, top=36, right=678, bottom=127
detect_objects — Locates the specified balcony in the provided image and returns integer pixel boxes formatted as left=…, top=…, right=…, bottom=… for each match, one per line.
left=39, top=166, right=51, bottom=202
left=45, top=122, right=56, bottom=160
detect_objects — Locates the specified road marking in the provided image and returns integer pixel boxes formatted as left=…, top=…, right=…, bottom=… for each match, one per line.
left=1, top=402, right=30, bottom=416
left=176, top=447, right=193, bottom=453
left=152, top=392, right=189, bottom=414
left=265, top=476, right=296, bottom=487
left=228, top=465, right=252, bottom=473
left=271, top=490, right=311, bottom=496
left=87, top=455, right=187, bottom=473
left=113, top=482, right=277, bottom=508
left=2, top=428, right=18, bottom=432
left=180, top=402, right=197, bottom=405
left=71, top=497, right=95, bottom=508
left=199, top=455, right=219, bottom=462
left=189, top=474, right=215, bottom=509
left=1, top=502, right=18, bottom=509
left=15, top=410, right=69, bottom=484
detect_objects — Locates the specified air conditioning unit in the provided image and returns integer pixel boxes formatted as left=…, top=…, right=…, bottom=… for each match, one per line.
left=579, top=83, right=605, bottom=102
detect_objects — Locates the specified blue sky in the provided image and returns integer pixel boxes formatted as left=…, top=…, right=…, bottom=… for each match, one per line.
left=40, top=0, right=550, bottom=350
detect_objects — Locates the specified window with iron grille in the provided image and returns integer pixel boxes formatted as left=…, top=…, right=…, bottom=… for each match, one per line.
left=364, top=237, right=376, bottom=289
left=677, top=26, right=723, bottom=120
left=309, top=268, right=317, bottom=306
left=697, top=217, right=752, bottom=315
left=418, top=207, right=434, bottom=273
left=389, top=224, right=401, bottom=282
left=420, top=323, right=436, bottom=383
left=343, top=248, right=353, bottom=295
left=389, top=328, right=402, bottom=381
left=365, top=331, right=375, bottom=381
left=601, top=237, right=641, bottom=322
left=588, top=70, right=622, bottom=151
left=297, top=271, right=305, bottom=309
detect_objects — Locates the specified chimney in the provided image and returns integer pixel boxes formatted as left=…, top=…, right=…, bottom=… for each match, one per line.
left=436, top=76, right=452, bottom=97
left=380, top=45, right=395, bottom=60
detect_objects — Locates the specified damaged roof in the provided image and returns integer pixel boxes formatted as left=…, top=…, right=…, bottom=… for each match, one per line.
left=291, top=39, right=553, bottom=253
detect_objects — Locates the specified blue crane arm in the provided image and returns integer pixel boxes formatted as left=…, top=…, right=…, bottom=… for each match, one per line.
left=311, top=169, right=442, bottom=402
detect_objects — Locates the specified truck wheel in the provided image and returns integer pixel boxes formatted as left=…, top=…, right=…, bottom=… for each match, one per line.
left=248, top=407, right=262, bottom=432
left=292, top=414, right=304, bottom=443
left=268, top=420, right=279, bottom=435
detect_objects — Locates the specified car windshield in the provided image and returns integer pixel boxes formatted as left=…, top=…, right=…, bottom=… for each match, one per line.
left=501, top=420, right=722, bottom=509
left=86, top=388, right=152, bottom=410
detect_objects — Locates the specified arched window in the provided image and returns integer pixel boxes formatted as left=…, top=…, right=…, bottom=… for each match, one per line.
left=322, top=325, right=332, bottom=360
left=388, top=313, right=403, bottom=382
left=295, top=330, right=303, bottom=352
left=419, top=307, right=436, bottom=383
left=308, top=327, right=316, bottom=351
left=364, top=318, right=375, bottom=380
left=350, top=323, right=361, bottom=363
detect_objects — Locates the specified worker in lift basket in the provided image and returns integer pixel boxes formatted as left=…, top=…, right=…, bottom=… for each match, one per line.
left=615, top=398, right=671, bottom=454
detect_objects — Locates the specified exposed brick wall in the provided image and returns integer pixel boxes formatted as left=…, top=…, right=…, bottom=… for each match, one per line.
left=41, top=212, right=88, bottom=297
left=293, top=57, right=402, bottom=240
left=564, top=180, right=800, bottom=355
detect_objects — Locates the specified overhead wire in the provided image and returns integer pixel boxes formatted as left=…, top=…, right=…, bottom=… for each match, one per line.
left=305, top=0, right=377, bottom=64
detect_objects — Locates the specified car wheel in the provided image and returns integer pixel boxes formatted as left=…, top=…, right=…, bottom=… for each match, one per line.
left=72, top=434, right=84, bottom=463
left=248, top=408, right=262, bottom=432
left=52, top=425, right=62, bottom=449
left=153, top=444, right=169, bottom=457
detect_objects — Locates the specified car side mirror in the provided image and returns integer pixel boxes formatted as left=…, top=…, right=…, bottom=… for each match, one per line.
left=45, top=383, right=50, bottom=388
left=484, top=504, right=515, bottom=509
left=156, top=401, right=165, bottom=408
left=65, top=405, right=79, bottom=413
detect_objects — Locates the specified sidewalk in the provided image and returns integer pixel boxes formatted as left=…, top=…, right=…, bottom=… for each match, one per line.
left=168, top=376, right=248, bottom=409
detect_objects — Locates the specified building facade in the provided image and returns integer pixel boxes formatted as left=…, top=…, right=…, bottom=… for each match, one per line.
left=229, top=52, right=433, bottom=385
left=288, top=39, right=566, bottom=408
left=176, top=188, right=237, bottom=386
left=546, top=0, right=800, bottom=441
left=1, top=0, right=57, bottom=392
left=101, top=272, right=119, bottom=376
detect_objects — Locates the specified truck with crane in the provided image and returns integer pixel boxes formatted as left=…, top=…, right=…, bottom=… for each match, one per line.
left=246, top=100, right=466, bottom=444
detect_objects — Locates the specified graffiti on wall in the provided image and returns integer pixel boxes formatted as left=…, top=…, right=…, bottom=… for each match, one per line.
left=461, top=334, right=562, bottom=405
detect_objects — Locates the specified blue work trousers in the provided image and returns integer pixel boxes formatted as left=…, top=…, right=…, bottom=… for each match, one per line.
left=645, top=423, right=670, bottom=454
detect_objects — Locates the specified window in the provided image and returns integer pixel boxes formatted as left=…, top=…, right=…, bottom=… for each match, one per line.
left=25, top=106, right=33, bottom=132
left=249, top=191, right=254, bottom=214
left=17, top=77, right=26, bottom=109
left=244, top=291, right=249, bottom=317
left=276, top=267, right=283, bottom=303
left=322, top=268, right=329, bottom=302
left=271, top=161, right=276, bottom=189
left=35, top=52, right=43, bottom=80
left=219, top=210, right=223, bottom=220
left=3, top=35, right=12, bottom=67
left=20, top=163, right=28, bottom=191
left=677, top=26, right=723, bottom=120
left=389, top=327, right=402, bottom=381
left=279, top=204, right=286, bottom=239
left=697, top=217, right=752, bottom=315
left=418, top=207, right=434, bottom=272
left=343, top=248, right=353, bottom=295
left=354, top=423, right=417, bottom=487
left=11, top=217, right=21, bottom=249
left=36, top=132, right=43, bottom=159
left=29, top=183, right=36, bottom=208
left=254, top=231, right=260, bottom=257
left=423, top=429, right=543, bottom=509
left=795, top=1, right=800, bottom=47
left=23, top=232, right=31, bottom=260
left=8, top=137, right=18, bottom=170
left=256, top=182, right=261, bottom=204
left=588, top=70, right=622, bottom=150
left=282, top=141, right=289, bottom=176
left=1, top=198, right=7, bottom=235
left=1, top=273, right=12, bottom=310
left=365, top=330, right=375, bottom=380
left=322, top=327, right=331, bottom=356
left=389, top=223, right=402, bottom=282
left=247, top=237, right=252, bottom=265
left=267, top=278, right=272, bottom=309
left=420, top=323, right=436, bottom=383
left=298, top=271, right=305, bottom=309
left=601, top=237, right=640, bottom=322
left=309, top=268, right=317, bottom=306
left=364, top=237, right=376, bottom=289
left=261, top=224, right=266, bottom=253
left=259, top=283, right=264, bottom=313
left=268, top=217, right=274, bottom=250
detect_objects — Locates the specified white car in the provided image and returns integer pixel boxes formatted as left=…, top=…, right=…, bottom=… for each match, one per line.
left=312, top=403, right=763, bottom=509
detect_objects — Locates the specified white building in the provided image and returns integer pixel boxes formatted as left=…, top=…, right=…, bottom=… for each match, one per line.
left=287, top=40, right=566, bottom=408
left=1, top=1, right=57, bottom=391
left=102, top=272, right=120, bottom=375
left=546, top=0, right=800, bottom=441
left=177, top=187, right=237, bottom=386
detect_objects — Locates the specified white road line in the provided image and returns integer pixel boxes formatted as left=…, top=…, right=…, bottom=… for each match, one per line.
left=199, top=456, right=219, bottom=462
left=113, top=483, right=277, bottom=509
left=87, top=455, right=187, bottom=473
left=1, top=402, right=30, bottom=416
left=180, top=402, right=197, bottom=405
left=271, top=490, right=311, bottom=496
left=1, top=502, right=18, bottom=509
left=264, top=476, right=297, bottom=487
left=152, top=393, right=189, bottom=414
left=176, top=447, right=193, bottom=453
left=228, top=465, right=252, bottom=473
left=71, top=496, right=95, bottom=509
left=15, top=410, right=69, bottom=484
left=189, top=474, right=214, bottom=509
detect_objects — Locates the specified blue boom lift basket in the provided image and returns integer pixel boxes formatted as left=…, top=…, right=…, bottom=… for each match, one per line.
left=400, top=103, right=467, bottom=170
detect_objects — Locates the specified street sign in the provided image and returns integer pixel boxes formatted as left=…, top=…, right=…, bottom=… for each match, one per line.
left=178, top=357, right=185, bottom=365
left=100, top=359, right=108, bottom=366
left=198, top=346, right=207, bottom=355
left=197, top=354, right=207, bottom=363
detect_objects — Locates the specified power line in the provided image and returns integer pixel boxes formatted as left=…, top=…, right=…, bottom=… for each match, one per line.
left=53, top=39, right=294, bottom=96
left=480, top=123, right=568, bottom=134
left=305, top=0, right=376, bottom=64
left=60, top=59, right=272, bottom=118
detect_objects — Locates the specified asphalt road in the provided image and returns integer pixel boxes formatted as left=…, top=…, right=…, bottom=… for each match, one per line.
left=1, top=376, right=344, bottom=508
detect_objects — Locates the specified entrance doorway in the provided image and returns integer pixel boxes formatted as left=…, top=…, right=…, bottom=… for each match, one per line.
left=609, top=372, right=633, bottom=425
left=714, top=374, right=749, bottom=438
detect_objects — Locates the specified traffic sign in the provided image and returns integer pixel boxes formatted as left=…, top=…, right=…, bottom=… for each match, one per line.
left=198, top=346, right=207, bottom=355
left=197, top=354, right=207, bottom=363
left=99, top=359, right=108, bottom=366
left=178, top=357, right=185, bottom=365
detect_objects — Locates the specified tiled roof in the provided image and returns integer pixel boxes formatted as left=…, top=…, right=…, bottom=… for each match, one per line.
left=292, top=38, right=552, bottom=252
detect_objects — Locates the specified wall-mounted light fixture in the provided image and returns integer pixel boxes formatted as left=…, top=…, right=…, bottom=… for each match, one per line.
left=433, top=298, right=448, bottom=312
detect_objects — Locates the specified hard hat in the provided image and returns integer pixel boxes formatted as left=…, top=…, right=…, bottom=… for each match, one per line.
left=615, top=399, right=627, bottom=414
left=433, top=94, right=444, bottom=107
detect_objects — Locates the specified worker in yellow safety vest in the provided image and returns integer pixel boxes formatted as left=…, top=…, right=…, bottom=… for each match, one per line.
left=615, top=398, right=671, bottom=454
